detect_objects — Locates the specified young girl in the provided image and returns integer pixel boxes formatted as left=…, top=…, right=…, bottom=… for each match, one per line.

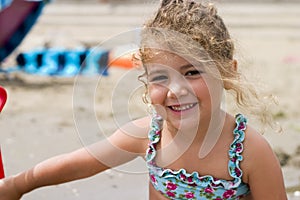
left=0, top=0, right=287, bottom=199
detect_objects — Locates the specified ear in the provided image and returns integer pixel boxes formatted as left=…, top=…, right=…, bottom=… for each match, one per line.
left=224, top=59, right=238, bottom=90
left=232, top=59, right=238, bottom=72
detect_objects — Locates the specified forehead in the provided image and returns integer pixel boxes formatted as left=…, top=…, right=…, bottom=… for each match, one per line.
left=144, top=51, right=190, bottom=71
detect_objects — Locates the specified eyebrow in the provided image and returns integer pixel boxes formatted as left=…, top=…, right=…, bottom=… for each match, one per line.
left=180, top=64, right=194, bottom=70
left=147, top=69, right=166, bottom=75
left=147, top=63, right=196, bottom=75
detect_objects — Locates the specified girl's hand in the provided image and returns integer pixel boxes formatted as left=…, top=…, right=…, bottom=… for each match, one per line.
left=0, top=178, right=23, bottom=200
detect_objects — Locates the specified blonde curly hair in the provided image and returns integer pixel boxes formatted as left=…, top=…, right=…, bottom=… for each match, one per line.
left=137, top=0, right=278, bottom=132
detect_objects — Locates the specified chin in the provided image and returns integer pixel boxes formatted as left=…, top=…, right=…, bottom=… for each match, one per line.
left=166, top=112, right=201, bottom=132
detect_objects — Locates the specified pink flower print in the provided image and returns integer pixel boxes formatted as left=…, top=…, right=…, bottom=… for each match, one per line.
left=150, top=174, right=157, bottom=185
left=180, top=174, right=186, bottom=180
left=166, top=182, right=177, bottom=190
left=238, top=122, right=245, bottom=130
left=148, top=147, right=153, bottom=154
left=235, top=167, right=242, bottom=177
left=166, top=191, right=176, bottom=197
left=236, top=143, right=242, bottom=153
left=223, top=189, right=236, bottom=199
left=215, top=198, right=222, bottom=200
left=231, top=156, right=237, bottom=163
left=204, top=187, right=214, bottom=194
left=211, top=182, right=218, bottom=187
left=185, top=191, right=195, bottom=199
left=187, top=176, right=193, bottom=183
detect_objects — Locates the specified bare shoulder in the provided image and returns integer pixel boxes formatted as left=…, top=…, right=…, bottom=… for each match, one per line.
left=241, top=124, right=287, bottom=199
left=243, top=125, right=273, bottom=155
left=242, top=125, right=277, bottom=162
left=108, top=116, right=151, bottom=154
left=227, top=115, right=278, bottom=182
left=241, top=125, right=277, bottom=177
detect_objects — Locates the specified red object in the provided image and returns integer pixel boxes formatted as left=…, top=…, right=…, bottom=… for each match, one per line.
left=0, top=151, right=4, bottom=179
left=0, top=86, right=7, bottom=179
left=0, top=86, right=7, bottom=112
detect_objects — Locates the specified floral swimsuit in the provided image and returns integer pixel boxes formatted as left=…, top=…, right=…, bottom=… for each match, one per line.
left=145, top=114, right=250, bottom=200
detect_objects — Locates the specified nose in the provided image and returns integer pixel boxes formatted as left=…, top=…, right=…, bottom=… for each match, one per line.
left=167, top=78, right=188, bottom=99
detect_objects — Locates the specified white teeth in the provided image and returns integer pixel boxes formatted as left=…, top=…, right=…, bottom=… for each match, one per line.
left=170, top=103, right=196, bottom=111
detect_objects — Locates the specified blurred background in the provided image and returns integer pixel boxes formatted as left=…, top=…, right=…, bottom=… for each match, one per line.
left=0, top=0, right=300, bottom=199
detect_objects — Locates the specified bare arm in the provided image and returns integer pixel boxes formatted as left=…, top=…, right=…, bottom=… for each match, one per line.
left=0, top=117, right=150, bottom=199
left=243, top=128, right=287, bottom=200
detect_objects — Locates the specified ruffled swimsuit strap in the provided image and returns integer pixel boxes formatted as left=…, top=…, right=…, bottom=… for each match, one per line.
left=145, top=113, right=163, bottom=167
left=226, top=113, right=247, bottom=188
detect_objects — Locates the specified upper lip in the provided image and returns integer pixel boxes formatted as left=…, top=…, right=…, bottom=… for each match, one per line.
left=166, top=103, right=198, bottom=112
left=166, top=102, right=198, bottom=108
left=166, top=101, right=198, bottom=107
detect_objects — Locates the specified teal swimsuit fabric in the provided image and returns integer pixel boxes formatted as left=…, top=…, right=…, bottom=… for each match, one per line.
left=145, top=114, right=250, bottom=199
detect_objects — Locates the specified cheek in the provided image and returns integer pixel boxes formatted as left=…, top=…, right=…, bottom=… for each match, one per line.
left=148, top=85, right=167, bottom=104
left=193, top=78, right=223, bottom=107
left=191, top=81, right=210, bottom=99
left=149, top=85, right=168, bottom=119
left=190, top=80, right=215, bottom=112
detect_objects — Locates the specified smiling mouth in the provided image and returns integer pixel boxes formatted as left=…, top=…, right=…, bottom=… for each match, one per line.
left=168, top=103, right=197, bottom=112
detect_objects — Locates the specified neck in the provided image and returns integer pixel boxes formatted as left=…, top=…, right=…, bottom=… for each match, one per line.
left=197, top=109, right=227, bottom=158
left=164, top=109, right=226, bottom=143
left=156, top=109, right=226, bottom=167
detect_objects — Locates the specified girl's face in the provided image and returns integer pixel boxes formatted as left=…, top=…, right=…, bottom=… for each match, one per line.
left=146, top=51, right=223, bottom=131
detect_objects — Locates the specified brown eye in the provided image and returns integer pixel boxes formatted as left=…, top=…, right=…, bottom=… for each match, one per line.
left=185, top=70, right=203, bottom=76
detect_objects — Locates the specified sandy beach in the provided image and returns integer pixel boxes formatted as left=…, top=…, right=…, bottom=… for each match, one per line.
left=0, top=1, right=300, bottom=199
